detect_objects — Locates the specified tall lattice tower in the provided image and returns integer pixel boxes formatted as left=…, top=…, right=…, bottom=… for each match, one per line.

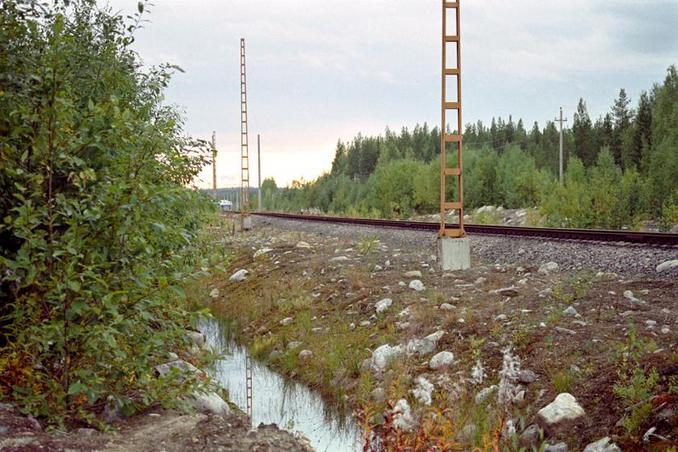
left=438, top=0, right=470, bottom=270
left=239, top=38, right=251, bottom=230
left=440, top=0, right=464, bottom=238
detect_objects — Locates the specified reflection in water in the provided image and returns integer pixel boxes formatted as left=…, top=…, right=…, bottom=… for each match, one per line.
left=201, top=319, right=361, bottom=452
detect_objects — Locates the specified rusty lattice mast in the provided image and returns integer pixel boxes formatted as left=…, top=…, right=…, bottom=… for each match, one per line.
left=440, top=0, right=464, bottom=238
left=239, top=38, right=251, bottom=228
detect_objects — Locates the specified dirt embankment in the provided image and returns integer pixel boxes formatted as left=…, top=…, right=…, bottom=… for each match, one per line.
left=204, top=215, right=677, bottom=451
left=0, top=402, right=312, bottom=452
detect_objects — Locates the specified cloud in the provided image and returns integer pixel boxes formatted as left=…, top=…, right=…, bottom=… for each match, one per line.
left=103, top=0, right=675, bottom=187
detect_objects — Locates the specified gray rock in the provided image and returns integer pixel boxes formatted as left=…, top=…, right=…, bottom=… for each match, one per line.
left=494, top=286, right=519, bottom=297
left=409, top=279, right=426, bottom=292
left=360, top=320, right=372, bottom=327
left=537, top=393, right=585, bottom=431
left=186, top=330, right=206, bottom=348
left=544, top=443, right=569, bottom=452
left=280, top=317, right=294, bottom=326
left=298, top=349, right=313, bottom=360
left=375, top=298, right=393, bottom=313
left=295, top=241, right=311, bottom=249
left=405, top=331, right=444, bottom=356
left=287, top=341, right=303, bottom=350
left=370, top=344, right=404, bottom=372
left=563, top=306, right=579, bottom=317
left=440, top=303, right=455, bottom=311
left=189, top=390, right=231, bottom=415
left=330, top=256, right=349, bottom=262
left=519, top=424, right=542, bottom=448
left=209, top=288, right=220, bottom=298
left=404, top=270, right=422, bottom=278
left=0, top=425, right=8, bottom=435
left=429, top=351, right=455, bottom=370
left=229, top=269, right=248, bottom=282
left=76, top=428, right=98, bottom=436
left=155, top=360, right=203, bottom=379
left=268, top=350, right=282, bottom=360
left=656, top=259, right=678, bottom=273
left=518, top=369, right=538, bottom=384
left=539, top=262, right=559, bottom=275
left=582, top=437, right=621, bottom=452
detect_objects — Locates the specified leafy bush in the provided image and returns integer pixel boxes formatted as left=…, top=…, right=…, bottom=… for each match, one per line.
left=0, top=0, right=214, bottom=424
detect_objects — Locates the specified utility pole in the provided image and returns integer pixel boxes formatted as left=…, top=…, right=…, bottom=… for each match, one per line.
left=211, top=131, right=217, bottom=200
left=555, top=107, right=568, bottom=185
left=257, top=134, right=262, bottom=211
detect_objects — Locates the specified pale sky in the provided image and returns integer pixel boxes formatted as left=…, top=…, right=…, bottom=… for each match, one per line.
left=105, top=0, right=678, bottom=188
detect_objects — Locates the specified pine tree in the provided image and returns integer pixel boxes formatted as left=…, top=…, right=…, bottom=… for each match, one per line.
left=611, top=89, right=634, bottom=165
left=572, top=98, right=596, bottom=166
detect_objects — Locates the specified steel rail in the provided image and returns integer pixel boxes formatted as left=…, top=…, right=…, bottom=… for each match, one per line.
left=247, top=211, right=678, bottom=247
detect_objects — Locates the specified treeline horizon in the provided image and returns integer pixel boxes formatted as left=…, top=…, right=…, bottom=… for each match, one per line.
left=254, top=66, right=677, bottom=230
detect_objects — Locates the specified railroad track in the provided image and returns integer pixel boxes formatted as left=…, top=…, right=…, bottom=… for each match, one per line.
left=244, top=211, right=678, bottom=247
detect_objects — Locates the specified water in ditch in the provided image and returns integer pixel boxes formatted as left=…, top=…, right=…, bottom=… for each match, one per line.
left=201, top=319, right=361, bottom=452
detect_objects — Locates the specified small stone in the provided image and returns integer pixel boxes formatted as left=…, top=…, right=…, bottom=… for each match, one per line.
left=253, top=247, right=272, bottom=258
left=311, top=327, right=323, bottom=333
left=440, top=303, right=454, bottom=311
left=348, top=323, right=356, bottom=331
left=429, top=351, right=455, bottom=370
left=582, top=437, right=621, bottom=452
left=656, top=259, right=678, bottom=273
left=409, top=280, right=426, bottom=292
left=298, top=349, right=313, bottom=360
left=474, top=277, right=487, bottom=285
left=280, top=317, right=294, bottom=326
left=209, top=288, right=219, bottom=298
left=494, top=286, right=519, bottom=297
left=645, top=320, right=656, bottom=328
left=229, top=269, right=248, bottom=282
left=661, top=327, right=670, bottom=334
left=518, top=370, right=538, bottom=384
left=76, top=428, right=98, bottom=436
left=373, top=264, right=383, bottom=271
left=544, top=443, right=569, bottom=452
left=404, top=270, right=423, bottom=278
left=360, top=320, right=371, bottom=327
left=287, top=341, right=303, bottom=350
left=375, top=298, right=393, bottom=313
left=537, top=393, right=585, bottom=430
left=331, top=256, right=349, bottom=262
left=398, top=281, right=406, bottom=287
left=296, top=241, right=311, bottom=249
left=519, top=424, right=542, bottom=448
left=554, top=326, right=577, bottom=335
left=189, top=391, right=231, bottom=415
left=539, top=262, right=559, bottom=275
left=563, top=306, right=579, bottom=317
left=623, top=290, right=646, bottom=305
left=370, top=344, right=404, bottom=372
left=494, top=314, right=508, bottom=321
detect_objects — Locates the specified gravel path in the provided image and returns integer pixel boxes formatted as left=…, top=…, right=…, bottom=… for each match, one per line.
left=255, top=216, right=678, bottom=279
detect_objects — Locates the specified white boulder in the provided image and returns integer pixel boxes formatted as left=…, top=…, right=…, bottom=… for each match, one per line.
left=375, top=298, right=393, bottom=314
left=229, top=269, right=249, bottom=282
left=370, top=344, right=403, bottom=372
left=429, top=351, right=455, bottom=370
left=410, top=376, right=435, bottom=406
left=189, top=390, right=231, bottom=415
left=405, top=331, right=444, bottom=356
left=583, top=437, right=621, bottom=452
left=409, top=279, right=426, bottom=292
left=537, top=393, right=585, bottom=429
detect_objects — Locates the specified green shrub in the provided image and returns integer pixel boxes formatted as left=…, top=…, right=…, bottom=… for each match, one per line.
left=0, top=0, right=213, bottom=424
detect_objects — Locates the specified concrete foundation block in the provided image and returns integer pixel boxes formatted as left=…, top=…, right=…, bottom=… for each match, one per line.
left=438, top=237, right=471, bottom=271
left=242, top=216, right=253, bottom=231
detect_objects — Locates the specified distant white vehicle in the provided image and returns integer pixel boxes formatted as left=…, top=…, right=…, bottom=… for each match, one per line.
left=219, top=199, right=233, bottom=211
